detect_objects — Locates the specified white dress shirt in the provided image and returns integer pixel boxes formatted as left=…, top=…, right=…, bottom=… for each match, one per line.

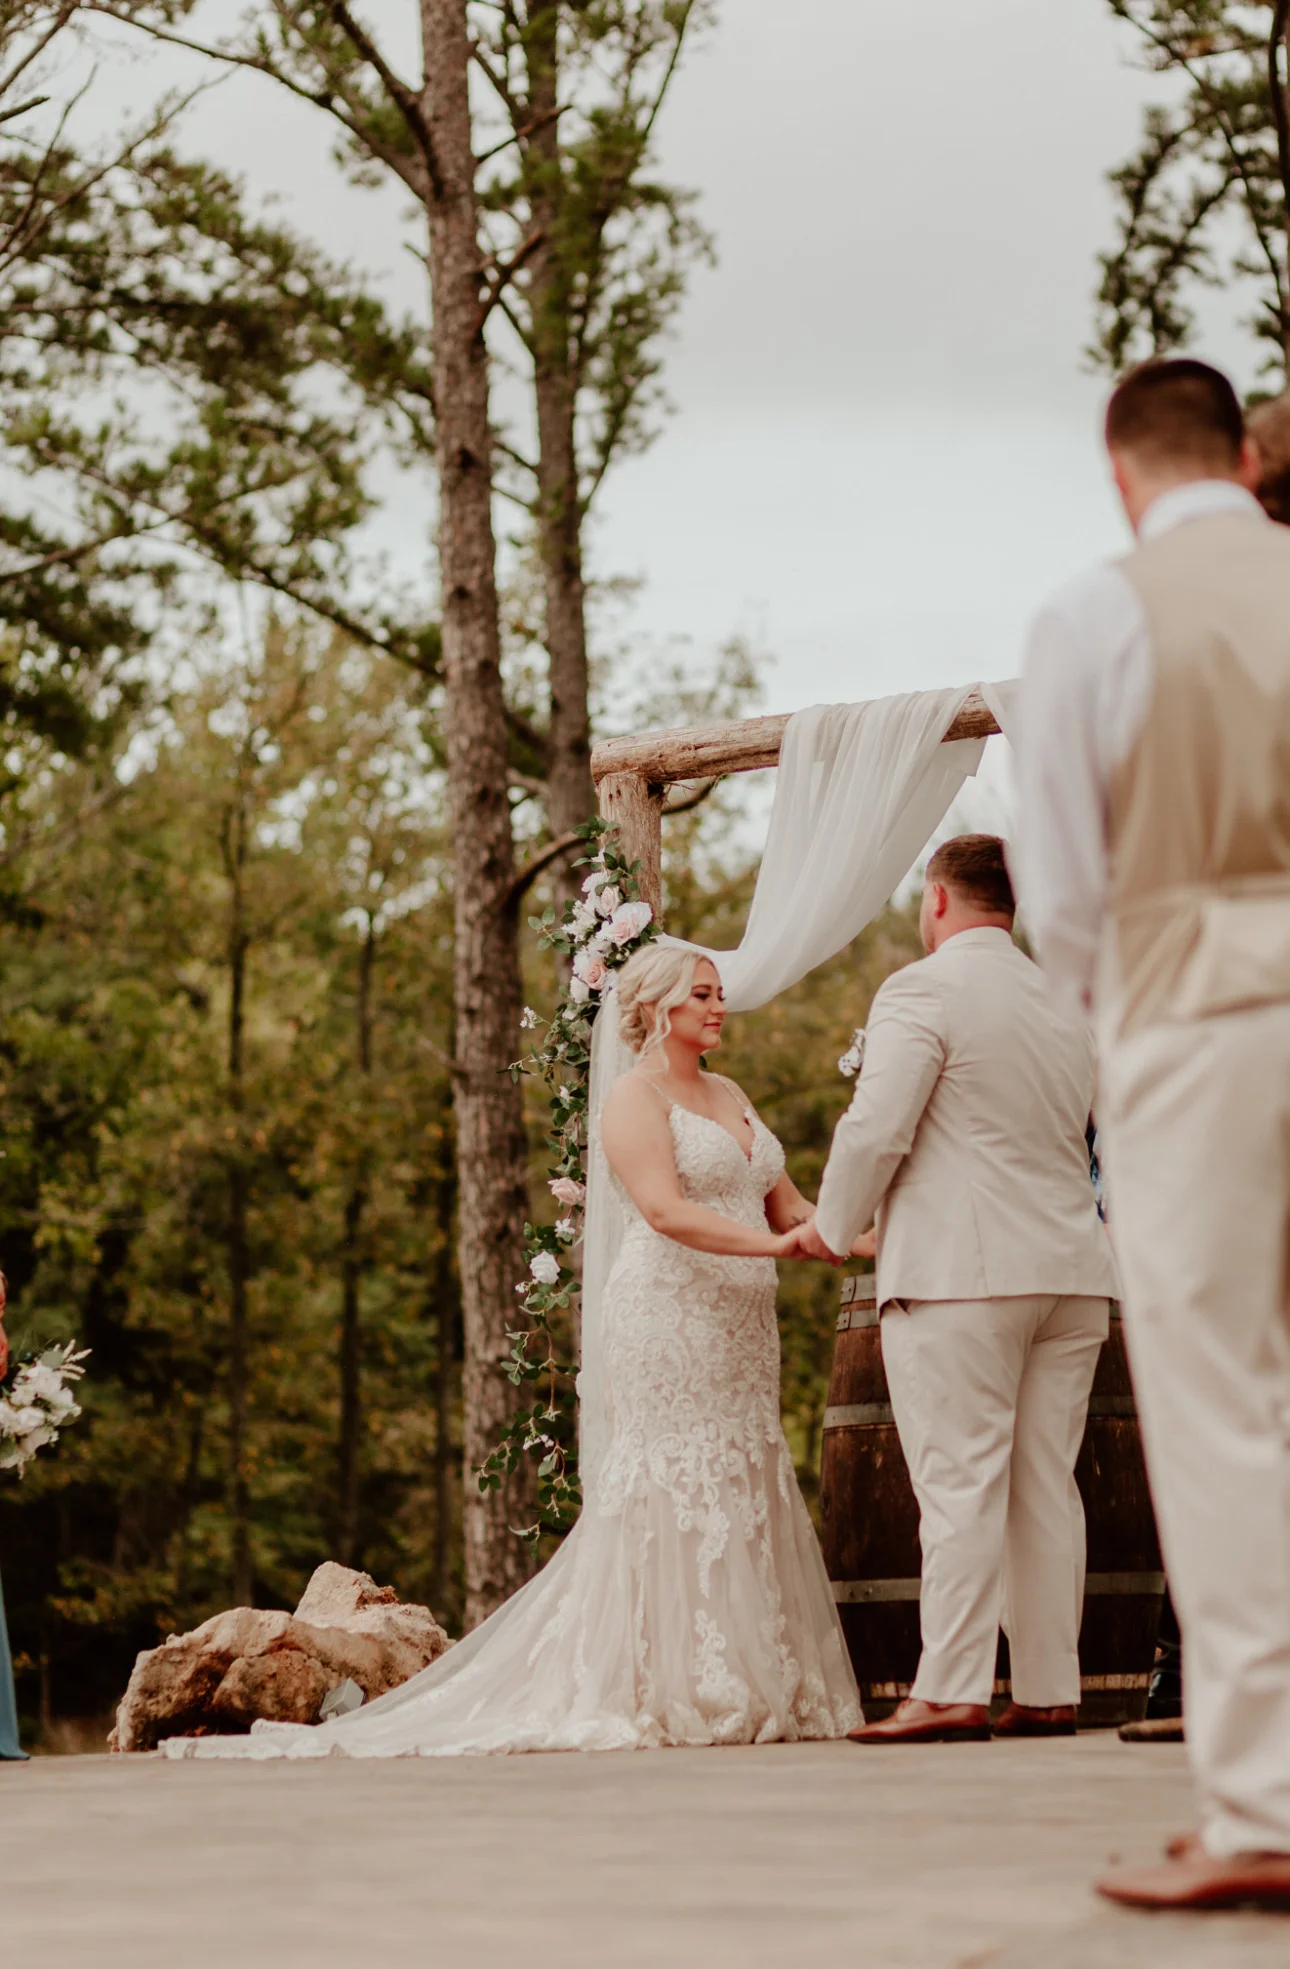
left=1012, top=480, right=1269, bottom=1008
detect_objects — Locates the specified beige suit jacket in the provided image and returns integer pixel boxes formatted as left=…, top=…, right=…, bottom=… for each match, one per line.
left=815, top=927, right=1120, bottom=1306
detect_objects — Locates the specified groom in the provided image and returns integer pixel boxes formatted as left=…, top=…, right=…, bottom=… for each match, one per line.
left=802, top=835, right=1118, bottom=1743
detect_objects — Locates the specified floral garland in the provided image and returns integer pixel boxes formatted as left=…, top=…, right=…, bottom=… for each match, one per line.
left=478, top=819, right=656, bottom=1538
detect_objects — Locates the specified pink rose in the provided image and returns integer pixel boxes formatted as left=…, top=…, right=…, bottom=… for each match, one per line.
left=572, top=947, right=609, bottom=991
left=607, top=900, right=652, bottom=945
left=550, top=1177, right=586, bottom=1208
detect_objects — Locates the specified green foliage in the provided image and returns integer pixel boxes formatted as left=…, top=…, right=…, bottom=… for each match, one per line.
left=1094, top=4, right=1290, bottom=377
left=474, top=1, right=716, bottom=499
left=0, top=628, right=464, bottom=1730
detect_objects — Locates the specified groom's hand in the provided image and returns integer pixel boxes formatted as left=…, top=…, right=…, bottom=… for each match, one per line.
left=798, top=1221, right=845, bottom=1266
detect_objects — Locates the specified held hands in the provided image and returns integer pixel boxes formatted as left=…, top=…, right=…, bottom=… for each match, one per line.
left=794, top=1219, right=846, bottom=1267
left=770, top=1213, right=873, bottom=1267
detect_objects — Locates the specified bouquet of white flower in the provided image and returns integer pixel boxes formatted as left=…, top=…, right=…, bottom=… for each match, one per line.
left=0, top=1342, right=89, bottom=1476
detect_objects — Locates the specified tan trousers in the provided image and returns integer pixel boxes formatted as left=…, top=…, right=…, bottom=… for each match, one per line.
left=1100, top=1001, right=1290, bottom=1858
left=881, top=1293, right=1109, bottom=1708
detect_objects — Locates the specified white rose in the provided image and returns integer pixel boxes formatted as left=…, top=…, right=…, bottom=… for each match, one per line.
left=607, top=900, right=652, bottom=946
left=568, top=975, right=591, bottom=1005
left=529, top=1251, right=561, bottom=1287
left=569, top=901, right=597, bottom=937
left=582, top=869, right=609, bottom=896
left=0, top=1402, right=24, bottom=1438
left=7, top=1406, right=45, bottom=1435
left=16, top=1363, right=63, bottom=1403
left=594, top=883, right=621, bottom=918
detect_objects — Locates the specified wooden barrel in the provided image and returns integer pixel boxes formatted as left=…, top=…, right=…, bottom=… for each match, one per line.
left=818, top=1275, right=1164, bottom=1724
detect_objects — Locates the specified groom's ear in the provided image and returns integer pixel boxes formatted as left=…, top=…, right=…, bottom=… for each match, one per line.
left=929, top=880, right=950, bottom=920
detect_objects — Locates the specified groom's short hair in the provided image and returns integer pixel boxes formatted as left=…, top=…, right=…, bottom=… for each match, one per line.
left=1105, top=357, right=1244, bottom=470
left=926, top=835, right=1015, bottom=919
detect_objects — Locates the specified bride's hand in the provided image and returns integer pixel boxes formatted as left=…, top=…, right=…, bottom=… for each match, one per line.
left=772, top=1222, right=813, bottom=1260
left=850, top=1229, right=876, bottom=1261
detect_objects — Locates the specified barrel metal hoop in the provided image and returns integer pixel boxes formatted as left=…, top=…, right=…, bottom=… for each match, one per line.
left=825, top=1398, right=1134, bottom=1424
left=832, top=1579, right=920, bottom=1603
left=833, top=1572, right=1164, bottom=1604
left=836, top=1304, right=881, bottom=1332
left=838, top=1274, right=879, bottom=1310
left=860, top=1674, right=1150, bottom=1698
left=823, top=1403, right=895, bottom=1430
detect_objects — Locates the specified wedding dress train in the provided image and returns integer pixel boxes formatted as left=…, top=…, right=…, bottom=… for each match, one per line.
left=162, top=1095, right=860, bottom=1758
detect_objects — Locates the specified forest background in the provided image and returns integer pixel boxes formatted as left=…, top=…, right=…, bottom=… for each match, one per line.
left=0, top=0, right=1286, bottom=1745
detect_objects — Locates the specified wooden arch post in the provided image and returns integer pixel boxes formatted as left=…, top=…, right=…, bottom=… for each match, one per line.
left=590, top=686, right=1006, bottom=921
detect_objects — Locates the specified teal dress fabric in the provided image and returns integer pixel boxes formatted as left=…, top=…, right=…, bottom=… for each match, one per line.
left=0, top=1572, right=26, bottom=1760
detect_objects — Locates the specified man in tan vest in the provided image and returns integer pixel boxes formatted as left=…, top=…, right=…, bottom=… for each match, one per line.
left=805, top=835, right=1118, bottom=1744
left=1014, top=357, right=1290, bottom=1912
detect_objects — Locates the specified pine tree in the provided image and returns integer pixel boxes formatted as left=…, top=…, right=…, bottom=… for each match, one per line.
left=1094, top=3, right=1290, bottom=380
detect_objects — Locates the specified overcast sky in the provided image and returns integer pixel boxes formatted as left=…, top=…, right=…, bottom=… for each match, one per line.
left=587, top=0, right=1160, bottom=713
left=79, top=2, right=1216, bottom=792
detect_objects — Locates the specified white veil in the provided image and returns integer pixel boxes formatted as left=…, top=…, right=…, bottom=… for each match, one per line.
left=577, top=685, right=1016, bottom=1502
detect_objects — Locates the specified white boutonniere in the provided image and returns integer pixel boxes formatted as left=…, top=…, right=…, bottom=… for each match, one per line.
left=837, top=1028, right=866, bottom=1079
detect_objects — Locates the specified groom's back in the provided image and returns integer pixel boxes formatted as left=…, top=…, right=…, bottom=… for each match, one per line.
left=874, top=930, right=1117, bottom=1304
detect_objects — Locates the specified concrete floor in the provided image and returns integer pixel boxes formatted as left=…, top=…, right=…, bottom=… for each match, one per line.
left=8, top=1733, right=1288, bottom=1968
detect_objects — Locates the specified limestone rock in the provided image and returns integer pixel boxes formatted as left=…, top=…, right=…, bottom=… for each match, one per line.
left=109, top=1565, right=451, bottom=1753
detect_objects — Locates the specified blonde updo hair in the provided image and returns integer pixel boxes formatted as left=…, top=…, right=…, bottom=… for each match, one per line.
left=615, top=944, right=717, bottom=1062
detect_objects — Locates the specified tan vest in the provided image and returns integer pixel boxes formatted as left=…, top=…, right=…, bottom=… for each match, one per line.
left=1106, top=512, right=1290, bottom=1037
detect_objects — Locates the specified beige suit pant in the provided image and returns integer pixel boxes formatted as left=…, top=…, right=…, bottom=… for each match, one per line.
left=881, top=1293, right=1109, bottom=1708
left=1100, top=1001, right=1290, bottom=1858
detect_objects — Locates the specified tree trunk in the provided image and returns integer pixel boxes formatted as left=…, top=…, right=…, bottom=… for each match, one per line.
left=336, top=920, right=376, bottom=1569
left=431, top=1135, right=460, bottom=1625
left=525, top=6, right=595, bottom=903
left=224, top=793, right=253, bottom=1609
left=419, top=0, right=534, bottom=1627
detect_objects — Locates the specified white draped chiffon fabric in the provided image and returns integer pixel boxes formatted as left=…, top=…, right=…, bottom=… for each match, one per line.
left=162, top=687, right=1006, bottom=1763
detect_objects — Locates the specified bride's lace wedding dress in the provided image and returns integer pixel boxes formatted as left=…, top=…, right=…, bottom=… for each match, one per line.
left=162, top=1091, right=860, bottom=1759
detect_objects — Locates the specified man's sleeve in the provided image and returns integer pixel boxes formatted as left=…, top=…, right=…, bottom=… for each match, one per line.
left=814, top=970, right=946, bottom=1257
left=1010, top=596, right=1115, bottom=1012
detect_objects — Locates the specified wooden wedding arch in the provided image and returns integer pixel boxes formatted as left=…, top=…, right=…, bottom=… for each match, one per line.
left=590, top=684, right=1006, bottom=915
left=588, top=680, right=1163, bottom=1726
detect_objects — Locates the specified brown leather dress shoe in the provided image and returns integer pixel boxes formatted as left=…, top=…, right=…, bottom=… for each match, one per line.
left=1097, top=1849, right=1290, bottom=1911
left=1118, top=1715, right=1185, bottom=1743
left=848, top=1697, right=991, bottom=1744
left=992, top=1702, right=1076, bottom=1738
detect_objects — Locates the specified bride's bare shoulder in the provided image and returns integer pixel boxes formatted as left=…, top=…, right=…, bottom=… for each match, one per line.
left=603, top=1071, right=668, bottom=1123
left=601, top=1073, right=673, bottom=1166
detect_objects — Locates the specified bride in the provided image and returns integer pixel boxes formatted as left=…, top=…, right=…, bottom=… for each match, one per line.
left=163, top=944, right=861, bottom=1758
